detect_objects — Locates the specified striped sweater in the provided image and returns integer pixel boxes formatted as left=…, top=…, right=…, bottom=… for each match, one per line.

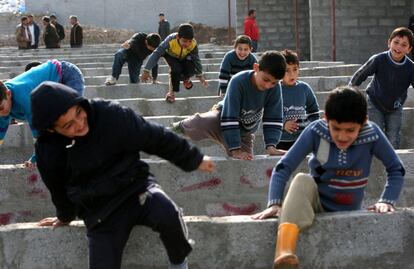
left=280, top=80, right=320, bottom=143
left=268, top=119, right=405, bottom=212
left=220, top=70, right=283, bottom=151
left=218, top=50, right=257, bottom=95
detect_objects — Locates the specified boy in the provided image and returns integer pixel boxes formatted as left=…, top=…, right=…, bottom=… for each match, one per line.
left=172, top=51, right=286, bottom=159
left=218, top=35, right=257, bottom=96
left=252, top=87, right=405, bottom=269
left=349, top=27, right=414, bottom=149
left=141, top=23, right=208, bottom=103
left=277, top=49, right=320, bottom=150
left=0, top=60, right=84, bottom=166
left=31, top=81, right=215, bottom=269
left=105, top=33, right=161, bottom=85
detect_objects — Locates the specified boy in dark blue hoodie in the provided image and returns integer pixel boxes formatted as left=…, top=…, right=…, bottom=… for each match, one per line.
left=31, top=81, right=215, bottom=269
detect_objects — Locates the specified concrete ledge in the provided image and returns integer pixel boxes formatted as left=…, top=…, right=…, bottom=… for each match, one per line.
left=0, top=210, right=413, bottom=269
left=1, top=151, right=414, bottom=223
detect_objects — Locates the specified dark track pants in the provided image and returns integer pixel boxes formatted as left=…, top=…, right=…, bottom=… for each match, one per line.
left=164, top=54, right=195, bottom=92
left=86, top=185, right=192, bottom=269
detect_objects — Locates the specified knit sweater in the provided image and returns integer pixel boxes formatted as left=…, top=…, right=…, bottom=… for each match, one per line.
left=280, top=80, right=320, bottom=143
left=218, top=50, right=257, bottom=94
left=220, top=70, right=283, bottom=150
left=268, top=119, right=405, bottom=212
left=350, top=51, right=414, bottom=112
left=0, top=60, right=62, bottom=144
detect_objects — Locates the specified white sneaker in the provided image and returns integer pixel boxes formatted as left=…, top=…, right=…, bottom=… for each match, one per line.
left=105, top=76, right=117, bottom=85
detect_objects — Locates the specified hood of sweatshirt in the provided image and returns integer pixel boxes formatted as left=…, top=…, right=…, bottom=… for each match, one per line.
left=31, top=81, right=87, bottom=131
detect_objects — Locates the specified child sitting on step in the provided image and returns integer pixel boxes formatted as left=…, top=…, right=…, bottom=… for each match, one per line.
left=171, top=51, right=286, bottom=159
left=252, top=86, right=405, bottom=269
left=277, top=49, right=320, bottom=150
left=218, top=35, right=257, bottom=96
left=141, top=23, right=208, bottom=103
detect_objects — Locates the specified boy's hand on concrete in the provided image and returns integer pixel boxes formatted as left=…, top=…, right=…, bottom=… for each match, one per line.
left=24, top=160, right=37, bottom=170
left=38, top=217, right=70, bottom=229
left=284, top=120, right=299, bottom=134
left=368, top=202, right=395, bottom=213
left=251, top=205, right=281, bottom=220
left=266, top=146, right=286, bottom=156
left=198, top=156, right=216, bottom=172
left=140, top=70, right=152, bottom=83
left=197, top=75, right=209, bottom=87
left=230, top=149, right=253, bottom=160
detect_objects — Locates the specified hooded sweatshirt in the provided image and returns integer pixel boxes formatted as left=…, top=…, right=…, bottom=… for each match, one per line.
left=32, top=81, right=204, bottom=228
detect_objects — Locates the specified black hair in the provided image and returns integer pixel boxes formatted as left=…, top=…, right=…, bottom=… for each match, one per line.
left=248, top=9, right=256, bottom=16
left=178, top=23, right=194, bottom=39
left=25, top=61, right=42, bottom=72
left=258, top=51, right=286, bottom=80
left=234, top=35, right=252, bottom=48
left=42, top=16, right=50, bottom=23
left=21, top=16, right=28, bottom=22
left=0, top=81, right=8, bottom=102
left=146, top=33, right=161, bottom=48
left=281, top=49, right=299, bottom=66
left=325, top=86, right=367, bottom=124
left=159, top=13, right=165, bottom=17
left=50, top=14, right=57, bottom=19
left=389, top=27, right=413, bottom=48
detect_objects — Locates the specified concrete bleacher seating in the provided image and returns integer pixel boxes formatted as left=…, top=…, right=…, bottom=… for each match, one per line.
left=0, top=44, right=413, bottom=268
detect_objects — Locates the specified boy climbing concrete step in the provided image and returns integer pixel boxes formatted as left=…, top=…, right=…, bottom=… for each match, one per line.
left=1, top=153, right=414, bottom=223
left=1, top=211, right=412, bottom=269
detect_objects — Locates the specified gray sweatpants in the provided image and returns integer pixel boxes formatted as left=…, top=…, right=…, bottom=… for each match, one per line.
left=180, top=109, right=254, bottom=156
left=279, top=173, right=325, bottom=230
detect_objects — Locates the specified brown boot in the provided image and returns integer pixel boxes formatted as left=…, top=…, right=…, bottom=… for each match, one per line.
left=273, top=222, right=300, bottom=269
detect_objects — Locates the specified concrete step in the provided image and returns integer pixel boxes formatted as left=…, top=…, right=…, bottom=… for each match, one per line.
left=0, top=210, right=413, bottom=269
left=0, top=150, right=414, bottom=224
left=0, top=63, right=356, bottom=79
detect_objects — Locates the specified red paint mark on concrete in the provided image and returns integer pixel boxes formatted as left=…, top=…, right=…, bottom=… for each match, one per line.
left=266, top=168, right=273, bottom=179
left=27, top=173, right=38, bottom=184
left=240, top=176, right=253, bottom=188
left=222, top=203, right=259, bottom=215
left=0, top=213, right=13, bottom=225
left=180, top=177, right=222, bottom=192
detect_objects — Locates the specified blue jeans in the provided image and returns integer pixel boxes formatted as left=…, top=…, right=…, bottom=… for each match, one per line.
left=111, top=48, right=158, bottom=83
left=251, top=40, right=258, bottom=52
left=61, top=61, right=85, bottom=95
left=367, top=98, right=402, bottom=148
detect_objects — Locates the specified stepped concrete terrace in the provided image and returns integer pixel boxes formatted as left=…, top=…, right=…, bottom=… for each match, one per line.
left=1, top=151, right=414, bottom=223
left=0, top=44, right=414, bottom=268
left=0, top=210, right=413, bottom=269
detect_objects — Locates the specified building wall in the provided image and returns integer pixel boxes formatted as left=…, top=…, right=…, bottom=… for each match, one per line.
left=25, top=0, right=237, bottom=33
left=236, top=0, right=311, bottom=60
left=310, top=0, right=414, bottom=63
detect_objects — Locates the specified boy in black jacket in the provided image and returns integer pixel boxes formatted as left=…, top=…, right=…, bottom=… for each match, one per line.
left=31, top=81, right=215, bottom=269
left=105, top=32, right=161, bottom=85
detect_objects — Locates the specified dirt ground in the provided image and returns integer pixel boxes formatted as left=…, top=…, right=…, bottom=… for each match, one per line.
left=0, top=14, right=235, bottom=46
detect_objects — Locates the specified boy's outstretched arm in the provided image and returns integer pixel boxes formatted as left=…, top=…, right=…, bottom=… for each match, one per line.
left=349, top=55, right=377, bottom=86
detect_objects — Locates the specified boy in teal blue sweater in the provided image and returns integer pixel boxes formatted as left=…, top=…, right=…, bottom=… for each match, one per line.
left=0, top=59, right=84, bottom=166
left=252, top=86, right=404, bottom=269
